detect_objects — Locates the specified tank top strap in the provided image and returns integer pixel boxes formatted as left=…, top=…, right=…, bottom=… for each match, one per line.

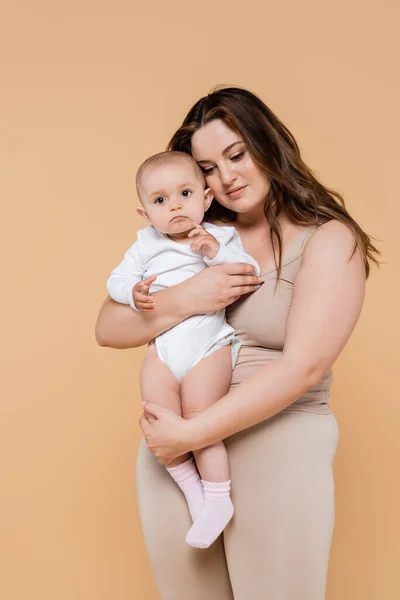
left=283, top=225, right=318, bottom=265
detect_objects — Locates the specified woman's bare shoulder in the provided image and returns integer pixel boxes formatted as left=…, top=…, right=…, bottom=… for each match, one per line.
left=306, top=219, right=358, bottom=256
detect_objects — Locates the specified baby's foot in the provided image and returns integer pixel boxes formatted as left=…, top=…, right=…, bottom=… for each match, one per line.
left=185, top=480, right=234, bottom=549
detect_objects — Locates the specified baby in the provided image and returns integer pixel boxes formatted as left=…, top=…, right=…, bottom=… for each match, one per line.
left=107, top=151, right=259, bottom=549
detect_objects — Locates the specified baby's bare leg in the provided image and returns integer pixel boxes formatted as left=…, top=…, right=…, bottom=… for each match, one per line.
left=181, top=345, right=232, bottom=481
left=141, top=343, right=189, bottom=466
left=141, top=343, right=204, bottom=523
left=182, top=345, right=235, bottom=549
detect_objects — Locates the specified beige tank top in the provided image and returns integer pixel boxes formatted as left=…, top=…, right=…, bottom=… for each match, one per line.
left=226, top=226, right=332, bottom=414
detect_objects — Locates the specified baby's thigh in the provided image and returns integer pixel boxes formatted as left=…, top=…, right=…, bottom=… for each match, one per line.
left=140, top=343, right=181, bottom=414
left=181, top=345, right=232, bottom=418
left=136, top=439, right=234, bottom=600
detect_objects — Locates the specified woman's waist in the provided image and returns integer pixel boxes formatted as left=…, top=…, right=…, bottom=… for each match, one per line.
left=231, top=345, right=332, bottom=409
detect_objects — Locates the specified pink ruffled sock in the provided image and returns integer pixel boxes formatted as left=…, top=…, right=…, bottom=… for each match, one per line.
left=185, top=480, right=234, bottom=549
left=166, top=457, right=204, bottom=522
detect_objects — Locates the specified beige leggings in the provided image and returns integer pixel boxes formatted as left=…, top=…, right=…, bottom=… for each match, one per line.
left=136, top=408, right=339, bottom=600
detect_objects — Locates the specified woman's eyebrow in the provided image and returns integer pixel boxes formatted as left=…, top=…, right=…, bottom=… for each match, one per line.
left=222, top=141, right=242, bottom=156
left=196, top=141, right=242, bottom=164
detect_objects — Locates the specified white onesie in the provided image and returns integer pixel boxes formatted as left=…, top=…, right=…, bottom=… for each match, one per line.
left=107, top=222, right=260, bottom=382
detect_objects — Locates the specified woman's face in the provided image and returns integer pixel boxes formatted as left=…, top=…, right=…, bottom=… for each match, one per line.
left=191, top=119, right=271, bottom=218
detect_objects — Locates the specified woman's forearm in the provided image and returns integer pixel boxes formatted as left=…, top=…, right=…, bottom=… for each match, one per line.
left=95, top=262, right=261, bottom=349
left=95, top=289, right=191, bottom=349
left=190, top=356, right=320, bottom=450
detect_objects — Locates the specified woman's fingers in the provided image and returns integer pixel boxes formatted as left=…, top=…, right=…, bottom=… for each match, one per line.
left=141, top=402, right=175, bottom=420
left=229, top=285, right=259, bottom=299
left=182, top=262, right=262, bottom=314
left=139, top=414, right=150, bottom=433
left=223, top=262, right=258, bottom=275
left=144, top=411, right=156, bottom=424
left=229, top=274, right=263, bottom=287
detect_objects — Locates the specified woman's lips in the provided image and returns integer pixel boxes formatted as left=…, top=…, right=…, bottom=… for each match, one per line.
left=227, top=185, right=247, bottom=199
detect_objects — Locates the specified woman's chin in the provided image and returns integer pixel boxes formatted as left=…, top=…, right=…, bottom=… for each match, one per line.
left=224, top=198, right=263, bottom=215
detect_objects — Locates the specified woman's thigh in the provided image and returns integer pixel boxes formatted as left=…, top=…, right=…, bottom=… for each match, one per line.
left=136, top=439, right=234, bottom=600
left=223, top=409, right=339, bottom=600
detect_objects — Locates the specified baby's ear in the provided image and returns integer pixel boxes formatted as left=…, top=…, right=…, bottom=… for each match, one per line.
left=204, top=188, right=214, bottom=211
left=137, top=206, right=150, bottom=222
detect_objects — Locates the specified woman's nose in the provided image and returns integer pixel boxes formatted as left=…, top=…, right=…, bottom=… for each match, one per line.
left=219, top=164, right=237, bottom=186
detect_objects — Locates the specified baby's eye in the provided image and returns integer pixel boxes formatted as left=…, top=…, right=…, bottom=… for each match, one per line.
left=181, top=189, right=192, bottom=197
left=154, top=196, right=166, bottom=204
left=230, top=152, right=244, bottom=162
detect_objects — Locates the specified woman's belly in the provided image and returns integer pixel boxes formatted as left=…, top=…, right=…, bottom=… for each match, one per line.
left=231, top=345, right=332, bottom=415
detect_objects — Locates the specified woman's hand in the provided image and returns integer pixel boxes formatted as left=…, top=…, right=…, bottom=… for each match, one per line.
left=95, top=258, right=261, bottom=350
left=184, top=262, right=262, bottom=316
left=139, top=403, right=199, bottom=465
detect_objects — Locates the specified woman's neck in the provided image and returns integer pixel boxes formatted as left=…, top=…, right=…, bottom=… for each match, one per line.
left=235, top=210, right=292, bottom=234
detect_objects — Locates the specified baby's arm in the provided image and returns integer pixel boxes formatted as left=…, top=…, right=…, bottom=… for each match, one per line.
left=188, top=222, right=260, bottom=275
left=106, top=241, right=145, bottom=309
left=204, top=225, right=260, bottom=274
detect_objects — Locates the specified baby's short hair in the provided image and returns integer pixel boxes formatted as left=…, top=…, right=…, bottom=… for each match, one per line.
left=136, top=151, right=204, bottom=199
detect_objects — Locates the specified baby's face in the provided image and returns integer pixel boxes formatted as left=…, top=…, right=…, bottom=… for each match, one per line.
left=137, top=161, right=212, bottom=237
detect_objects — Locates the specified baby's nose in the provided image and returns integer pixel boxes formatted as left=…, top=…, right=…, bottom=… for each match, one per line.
left=170, top=201, right=183, bottom=211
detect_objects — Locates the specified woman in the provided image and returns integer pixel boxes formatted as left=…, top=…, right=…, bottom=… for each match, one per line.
left=96, top=87, right=378, bottom=599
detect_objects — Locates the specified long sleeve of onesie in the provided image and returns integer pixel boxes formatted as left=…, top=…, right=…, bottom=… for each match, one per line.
left=203, top=224, right=260, bottom=275
left=106, top=241, right=144, bottom=309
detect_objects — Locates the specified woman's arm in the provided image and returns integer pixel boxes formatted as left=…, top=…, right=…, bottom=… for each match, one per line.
left=140, top=221, right=366, bottom=464
left=95, top=293, right=189, bottom=349
left=95, top=262, right=262, bottom=349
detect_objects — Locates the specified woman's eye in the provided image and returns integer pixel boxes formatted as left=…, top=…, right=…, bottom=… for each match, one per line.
left=181, top=189, right=192, bottom=197
left=230, top=152, right=244, bottom=162
left=202, top=166, right=215, bottom=175
left=154, top=197, right=166, bottom=204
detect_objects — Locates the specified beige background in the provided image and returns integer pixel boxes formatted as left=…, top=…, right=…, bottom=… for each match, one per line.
left=1, top=1, right=399, bottom=598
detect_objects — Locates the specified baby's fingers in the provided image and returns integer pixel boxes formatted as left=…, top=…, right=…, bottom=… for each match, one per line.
left=141, top=275, right=157, bottom=289
left=188, top=223, right=206, bottom=238
left=143, top=275, right=157, bottom=283
left=134, top=294, right=155, bottom=311
left=136, top=275, right=156, bottom=295
left=190, top=240, right=204, bottom=253
left=136, top=302, right=155, bottom=311
left=134, top=291, right=154, bottom=304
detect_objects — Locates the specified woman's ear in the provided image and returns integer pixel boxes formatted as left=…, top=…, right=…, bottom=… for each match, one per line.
left=204, top=188, right=214, bottom=211
left=137, top=206, right=151, bottom=222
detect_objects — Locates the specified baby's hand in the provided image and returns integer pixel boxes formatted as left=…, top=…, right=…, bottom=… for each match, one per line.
left=132, top=275, right=156, bottom=311
left=188, top=222, right=220, bottom=260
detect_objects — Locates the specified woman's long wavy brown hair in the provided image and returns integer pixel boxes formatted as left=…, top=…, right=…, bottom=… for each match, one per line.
left=168, top=86, right=379, bottom=278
